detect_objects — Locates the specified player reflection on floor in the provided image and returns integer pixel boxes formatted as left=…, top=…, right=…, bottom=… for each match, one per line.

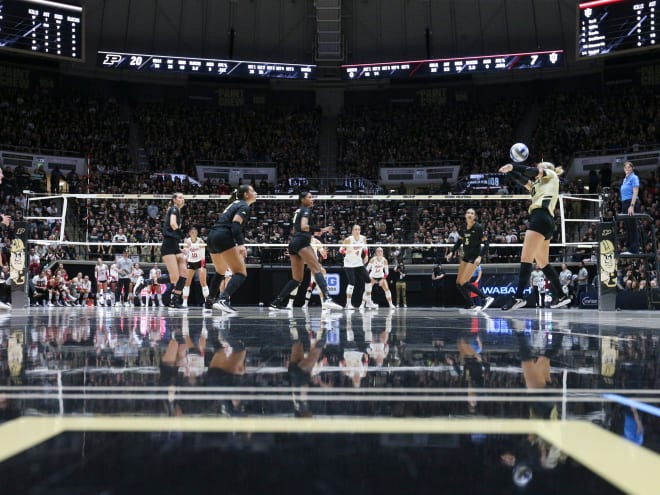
left=499, top=317, right=568, bottom=488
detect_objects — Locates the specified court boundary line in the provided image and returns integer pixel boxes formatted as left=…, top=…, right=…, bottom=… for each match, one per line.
left=0, top=417, right=658, bottom=494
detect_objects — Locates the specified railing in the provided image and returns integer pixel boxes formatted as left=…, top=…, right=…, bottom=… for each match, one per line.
left=194, top=159, right=277, bottom=168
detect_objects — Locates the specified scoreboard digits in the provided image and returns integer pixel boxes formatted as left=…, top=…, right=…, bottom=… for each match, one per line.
left=98, top=51, right=316, bottom=80
left=342, top=50, right=563, bottom=80
left=0, top=0, right=83, bottom=61
left=578, top=0, right=658, bottom=58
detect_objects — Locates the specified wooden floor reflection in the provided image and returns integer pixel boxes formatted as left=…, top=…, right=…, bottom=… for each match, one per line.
left=0, top=306, right=659, bottom=494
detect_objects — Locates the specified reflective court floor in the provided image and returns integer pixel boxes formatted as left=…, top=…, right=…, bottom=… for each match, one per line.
left=0, top=305, right=659, bottom=494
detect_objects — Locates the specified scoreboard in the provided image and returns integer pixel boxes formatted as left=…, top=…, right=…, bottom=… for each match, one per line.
left=0, top=0, right=83, bottom=61
left=578, top=0, right=658, bottom=58
left=97, top=51, right=316, bottom=80
left=342, top=50, right=563, bottom=80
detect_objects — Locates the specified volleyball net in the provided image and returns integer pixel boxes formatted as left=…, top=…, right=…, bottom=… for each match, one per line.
left=22, top=193, right=601, bottom=264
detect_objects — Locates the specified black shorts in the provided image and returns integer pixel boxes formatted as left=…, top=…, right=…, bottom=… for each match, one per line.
left=206, top=367, right=234, bottom=387
left=345, top=265, right=371, bottom=286
left=288, top=363, right=313, bottom=387
left=187, top=260, right=204, bottom=270
left=528, top=208, right=555, bottom=240
left=462, top=253, right=480, bottom=264
left=160, top=363, right=179, bottom=386
left=161, top=237, right=182, bottom=256
left=288, top=234, right=311, bottom=255
left=530, top=400, right=558, bottom=420
left=463, top=358, right=485, bottom=387
left=207, top=227, right=236, bottom=255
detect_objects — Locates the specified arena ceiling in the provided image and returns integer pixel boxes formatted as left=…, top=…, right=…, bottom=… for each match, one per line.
left=80, top=0, right=579, bottom=69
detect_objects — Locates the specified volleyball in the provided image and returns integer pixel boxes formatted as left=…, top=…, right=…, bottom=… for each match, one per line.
left=509, top=143, right=529, bottom=163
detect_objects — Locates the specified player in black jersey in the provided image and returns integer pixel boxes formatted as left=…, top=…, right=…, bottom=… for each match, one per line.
left=270, top=192, right=342, bottom=311
left=446, top=208, right=494, bottom=311
left=205, top=185, right=258, bottom=314
left=161, top=192, right=188, bottom=309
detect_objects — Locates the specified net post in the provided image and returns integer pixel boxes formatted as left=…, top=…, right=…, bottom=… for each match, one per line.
left=597, top=188, right=616, bottom=311
left=60, top=196, right=68, bottom=243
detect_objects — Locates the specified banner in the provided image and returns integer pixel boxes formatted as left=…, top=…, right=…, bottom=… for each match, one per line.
left=597, top=222, right=617, bottom=311
left=9, top=221, right=29, bottom=308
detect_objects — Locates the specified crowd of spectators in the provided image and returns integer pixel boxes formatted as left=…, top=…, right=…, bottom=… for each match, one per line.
left=337, top=99, right=524, bottom=178
left=0, top=84, right=657, bottom=292
left=0, top=89, right=130, bottom=169
left=135, top=101, right=321, bottom=180
left=0, top=159, right=654, bottom=272
left=532, top=86, right=659, bottom=169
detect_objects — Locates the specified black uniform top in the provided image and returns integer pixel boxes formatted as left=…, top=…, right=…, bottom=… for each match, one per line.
left=163, top=205, right=182, bottom=240
left=214, top=200, right=251, bottom=229
left=432, top=266, right=445, bottom=286
left=453, top=222, right=488, bottom=259
left=292, top=205, right=319, bottom=240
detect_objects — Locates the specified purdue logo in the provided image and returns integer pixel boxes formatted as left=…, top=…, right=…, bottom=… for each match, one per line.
left=599, top=239, right=616, bottom=288
left=102, top=53, right=123, bottom=66
left=10, top=238, right=26, bottom=285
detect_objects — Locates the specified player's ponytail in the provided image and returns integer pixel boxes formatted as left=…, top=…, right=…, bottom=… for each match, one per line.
left=230, top=185, right=251, bottom=203
left=539, top=162, right=564, bottom=176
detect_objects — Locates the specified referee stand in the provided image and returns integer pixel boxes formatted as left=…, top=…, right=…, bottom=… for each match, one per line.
left=614, top=212, right=659, bottom=309
left=598, top=187, right=658, bottom=310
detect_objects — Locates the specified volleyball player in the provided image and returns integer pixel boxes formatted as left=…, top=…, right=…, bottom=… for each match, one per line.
left=341, top=224, right=376, bottom=310
left=148, top=262, right=163, bottom=307
left=446, top=208, right=494, bottom=311
left=498, top=162, right=572, bottom=310
left=181, top=227, right=209, bottom=308
left=161, top=192, right=187, bottom=310
left=129, top=262, right=143, bottom=305
left=509, top=317, right=565, bottom=421
left=289, top=237, right=327, bottom=309
left=207, top=320, right=247, bottom=416
left=366, top=247, right=396, bottom=309
left=205, top=185, right=258, bottom=314
left=270, top=192, right=342, bottom=311
left=94, top=258, right=109, bottom=306
left=446, top=331, right=489, bottom=414
left=288, top=313, right=328, bottom=416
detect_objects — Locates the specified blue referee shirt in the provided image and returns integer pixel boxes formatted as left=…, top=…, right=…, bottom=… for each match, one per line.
left=621, top=173, right=639, bottom=201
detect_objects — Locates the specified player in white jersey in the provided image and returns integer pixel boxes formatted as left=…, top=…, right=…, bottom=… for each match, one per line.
left=181, top=228, right=209, bottom=308
left=148, top=263, right=163, bottom=307
left=94, top=258, right=109, bottom=306
left=129, top=263, right=144, bottom=305
left=367, top=247, right=395, bottom=309
left=342, top=347, right=368, bottom=388
left=340, top=224, right=376, bottom=310
left=366, top=311, right=392, bottom=366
